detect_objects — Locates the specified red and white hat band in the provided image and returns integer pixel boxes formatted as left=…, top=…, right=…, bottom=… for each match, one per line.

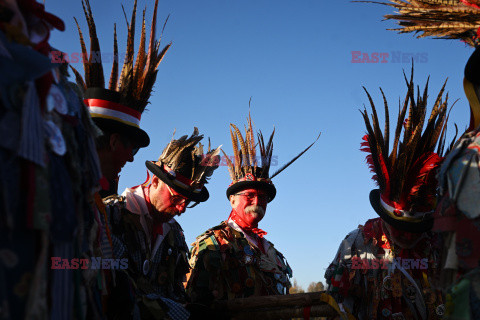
left=163, top=165, right=203, bottom=193
left=85, top=98, right=141, bottom=128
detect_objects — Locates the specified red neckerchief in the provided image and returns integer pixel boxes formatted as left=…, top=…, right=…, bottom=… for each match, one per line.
left=228, top=210, right=268, bottom=238
left=142, top=186, right=163, bottom=242
left=363, top=218, right=391, bottom=253
left=99, top=176, right=110, bottom=191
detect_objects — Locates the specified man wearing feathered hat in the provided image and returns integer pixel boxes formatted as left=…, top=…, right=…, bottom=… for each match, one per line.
left=324, top=67, right=454, bottom=320
left=72, top=0, right=170, bottom=197
left=186, top=112, right=318, bottom=311
left=71, top=0, right=171, bottom=317
left=104, top=128, right=220, bottom=320
left=432, top=47, right=480, bottom=320
left=360, top=3, right=480, bottom=318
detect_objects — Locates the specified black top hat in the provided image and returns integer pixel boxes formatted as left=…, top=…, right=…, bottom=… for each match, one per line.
left=72, top=0, right=170, bottom=149
left=226, top=173, right=277, bottom=202
left=85, top=87, right=149, bottom=147
left=369, top=189, right=434, bottom=233
left=464, top=46, right=480, bottom=131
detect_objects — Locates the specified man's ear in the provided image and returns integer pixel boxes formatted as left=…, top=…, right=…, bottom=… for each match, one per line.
left=151, top=175, right=160, bottom=189
left=229, top=195, right=236, bottom=207
left=110, top=133, right=122, bottom=151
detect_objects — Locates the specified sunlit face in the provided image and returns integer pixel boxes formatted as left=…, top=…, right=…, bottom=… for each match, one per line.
left=229, top=188, right=268, bottom=227
left=148, top=176, right=190, bottom=220
left=382, top=220, right=425, bottom=249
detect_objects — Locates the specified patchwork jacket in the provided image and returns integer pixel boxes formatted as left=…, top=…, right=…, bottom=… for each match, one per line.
left=103, top=187, right=190, bottom=320
left=186, top=219, right=292, bottom=305
left=434, top=128, right=480, bottom=320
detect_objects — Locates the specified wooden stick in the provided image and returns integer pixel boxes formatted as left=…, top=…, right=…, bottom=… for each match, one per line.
left=230, top=304, right=337, bottom=320
left=213, top=291, right=329, bottom=312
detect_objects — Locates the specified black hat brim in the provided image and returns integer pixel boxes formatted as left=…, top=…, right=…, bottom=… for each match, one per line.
left=369, top=189, right=433, bottom=233
left=93, top=118, right=150, bottom=148
left=145, top=161, right=209, bottom=203
left=226, top=181, right=276, bottom=202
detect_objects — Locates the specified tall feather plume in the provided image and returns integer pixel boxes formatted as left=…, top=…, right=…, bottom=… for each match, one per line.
left=378, top=89, right=390, bottom=154
left=81, top=0, right=104, bottom=88
left=270, top=132, right=321, bottom=179
left=70, top=65, right=86, bottom=94
left=230, top=126, right=240, bottom=179
left=227, top=107, right=319, bottom=184
left=117, top=0, right=137, bottom=94
left=73, top=17, right=88, bottom=90
left=360, top=65, right=455, bottom=210
left=231, top=124, right=249, bottom=171
left=222, top=149, right=235, bottom=180
left=260, top=128, right=275, bottom=178
left=74, top=0, right=170, bottom=114
left=132, top=8, right=147, bottom=92
left=247, top=112, right=257, bottom=173
left=108, top=24, right=119, bottom=90
left=357, top=0, right=480, bottom=46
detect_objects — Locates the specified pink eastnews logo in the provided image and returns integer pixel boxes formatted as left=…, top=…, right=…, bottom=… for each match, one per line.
left=51, top=257, right=128, bottom=270
left=351, top=51, right=428, bottom=63
left=352, top=257, right=428, bottom=270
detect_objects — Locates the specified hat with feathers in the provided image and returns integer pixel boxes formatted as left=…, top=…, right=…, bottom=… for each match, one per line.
left=464, top=46, right=480, bottom=130
left=360, top=65, right=457, bottom=233
left=145, top=128, right=221, bottom=203
left=360, top=0, right=480, bottom=47
left=224, top=110, right=320, bottom=202
left=72, top=0, right=170, bottom=148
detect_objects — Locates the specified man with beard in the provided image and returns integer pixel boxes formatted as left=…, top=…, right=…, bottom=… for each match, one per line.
left=186, top=113, right=318, bottom=310
left=324, top=67, right=454, bottom=320
left=105, top=128, right=220, bottom=320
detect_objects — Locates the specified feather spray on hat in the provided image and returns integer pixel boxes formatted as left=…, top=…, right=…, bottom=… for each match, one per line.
left=225, top=108, right=320, bottom=201
left=360, top=64, right=458, bottom=231
left=358, top=0, right=480, bottom=47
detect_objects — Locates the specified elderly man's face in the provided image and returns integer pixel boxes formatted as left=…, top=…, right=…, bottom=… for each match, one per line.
left=230, top=188, right=268, bottom=227
left=149, top=176, right=189, bottom=220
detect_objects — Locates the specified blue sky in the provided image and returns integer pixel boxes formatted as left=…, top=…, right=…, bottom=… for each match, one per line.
left=47, top=0, right=472, bottom=289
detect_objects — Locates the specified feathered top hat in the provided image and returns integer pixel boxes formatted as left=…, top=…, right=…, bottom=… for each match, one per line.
left=361, top=66, right=455, bottom=233
left=464, top=46, right=480, bottom=130
left=145, top=128, right=221, bottom=203
left=224, top=111, right=319, bottom=202
left=72, top=0, right=170, bottom=148
left=363, top=0, right=480, bottom=47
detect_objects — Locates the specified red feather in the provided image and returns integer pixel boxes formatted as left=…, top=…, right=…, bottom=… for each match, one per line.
left=403, top=152, right=442, bottom=207
left=360, top=135, right=391, bottom=196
